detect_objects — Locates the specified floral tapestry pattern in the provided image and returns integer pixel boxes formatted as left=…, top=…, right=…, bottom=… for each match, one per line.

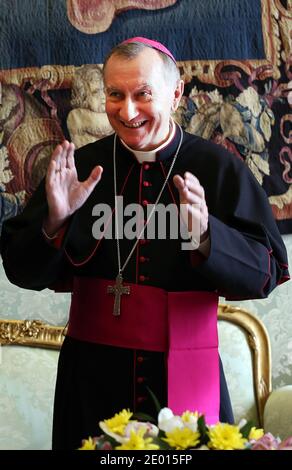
left=67, top=0, right=177, bottom=34
left=0, top=0, right=291, bottom=234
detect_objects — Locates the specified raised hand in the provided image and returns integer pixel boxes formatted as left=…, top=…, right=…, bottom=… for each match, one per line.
left=44, top=140, right=103, bottom=236
left=173, top=172, right=209, bottom=244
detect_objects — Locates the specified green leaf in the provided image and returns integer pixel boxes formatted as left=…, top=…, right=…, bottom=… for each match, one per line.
left=240, top=421, right=255, bottom=439
left=95, top=434, right=116, bottom=449
left=151, top=436, right=171, bottom=450
left=145, top=386, right=162, bottom=413
left=197, top=414, right=209, bottom=445
left=132, top=412, right=156, bottom=423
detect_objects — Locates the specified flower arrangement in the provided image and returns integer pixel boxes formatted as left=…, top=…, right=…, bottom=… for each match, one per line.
left=79, top=408, right=292, bottom=451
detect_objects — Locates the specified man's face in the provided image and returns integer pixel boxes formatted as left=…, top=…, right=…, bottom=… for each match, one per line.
left=104, top=48, right=182, bottom=151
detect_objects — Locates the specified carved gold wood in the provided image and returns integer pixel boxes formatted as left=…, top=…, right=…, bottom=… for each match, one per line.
left=0, top=304, right=271, bottom=426
left=0, top=319, right=65, bottom=350
left=218, top=304, right=272, bottom=427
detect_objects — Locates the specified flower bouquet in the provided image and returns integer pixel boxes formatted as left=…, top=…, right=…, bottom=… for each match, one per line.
left=79, top=407, right=292, bottom=450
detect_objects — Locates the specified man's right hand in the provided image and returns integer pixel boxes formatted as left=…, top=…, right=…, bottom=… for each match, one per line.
left=43, top=140, right=103, bottom=236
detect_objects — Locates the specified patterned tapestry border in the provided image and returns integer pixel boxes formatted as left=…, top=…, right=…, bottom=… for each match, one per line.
left=0, top=0, right=291, bottom=231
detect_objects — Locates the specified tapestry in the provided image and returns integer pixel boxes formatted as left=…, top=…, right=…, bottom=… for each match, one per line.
left=0, top=0, right=291, bottom=232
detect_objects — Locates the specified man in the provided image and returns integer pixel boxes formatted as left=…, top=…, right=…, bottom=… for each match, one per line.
left=0, top=38, right=289, bottom=450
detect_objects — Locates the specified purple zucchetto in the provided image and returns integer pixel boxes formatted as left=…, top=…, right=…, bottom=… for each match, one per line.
left=121, top=36, right=176, bottom=63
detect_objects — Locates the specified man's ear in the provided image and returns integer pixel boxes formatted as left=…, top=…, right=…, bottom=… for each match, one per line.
left=172, top=80, right=184, bottom=112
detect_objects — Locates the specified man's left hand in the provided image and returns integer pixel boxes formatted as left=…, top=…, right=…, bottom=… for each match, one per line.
left=173, top=172, right=209, bottom=243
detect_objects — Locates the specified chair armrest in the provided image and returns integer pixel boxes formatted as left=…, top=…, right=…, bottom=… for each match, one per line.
left=263, top=385, right=292, bottom=440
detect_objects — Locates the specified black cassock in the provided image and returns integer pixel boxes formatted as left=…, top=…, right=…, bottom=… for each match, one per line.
left=1, top=127, right=289, bottom=449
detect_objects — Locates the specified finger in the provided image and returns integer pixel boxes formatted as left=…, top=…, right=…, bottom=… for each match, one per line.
left=184, top=171, right=199, bottom=182
left=46, top=159, right=59, bottom=197
left=184, top=172, right=205, bottom=198
left=60, top=141, right=70, bottom=170
left=187, top=203, right=203, bottom=219
left=47, top=152, right=60, bottom=183
left=173, top=175, right=190, bottom=204
left=47, top=141, right=68, bottom=183
left=50, top=143, right=64, bottom=166
left=179, top=203, right=200, bottom=235
left=83, top=165, right=103, bottom=194
left=188, top=201, right=209, bottom=233
left=50, top=141, right=69, bottom=170
left=174, top=173, right=205, bottom=200
left=66, top=143, right=75, bottom=169
left=183, top=192, right=204, bottom=206
left=173, top=174, right=185, bottom=191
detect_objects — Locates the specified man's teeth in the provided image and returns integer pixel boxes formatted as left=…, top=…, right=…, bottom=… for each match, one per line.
left=123, top=121, right=145, bottom=128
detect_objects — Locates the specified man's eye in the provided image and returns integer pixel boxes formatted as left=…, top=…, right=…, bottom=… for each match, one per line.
left=138, top=91, right=151, bottom=100
left=108, top=91, right=121, bottom=98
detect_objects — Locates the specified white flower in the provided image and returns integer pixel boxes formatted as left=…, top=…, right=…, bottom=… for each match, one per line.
left=99, top=421, right=127, bottom=443
left=124, top=421, right=159, bottom=438
left=158, top=407, right=184, bottom=432
left=181, top=411, right=199, bottom=432
left=238, top=418, right=247, bottom=429
left=99, top=419, right=159, bottom=444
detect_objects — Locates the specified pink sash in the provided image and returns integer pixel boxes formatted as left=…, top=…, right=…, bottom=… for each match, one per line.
left=68, top=276, right=219, bottom=423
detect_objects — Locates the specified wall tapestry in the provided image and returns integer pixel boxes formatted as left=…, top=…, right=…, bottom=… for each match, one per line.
left=0, top=0, right=291, bottom=232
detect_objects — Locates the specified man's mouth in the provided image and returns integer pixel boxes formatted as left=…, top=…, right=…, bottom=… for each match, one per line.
left=121, top=120, right=147, bottom=128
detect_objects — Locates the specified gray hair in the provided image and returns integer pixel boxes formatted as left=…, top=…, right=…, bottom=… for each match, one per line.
left=103, top=42, right=180, bottom=87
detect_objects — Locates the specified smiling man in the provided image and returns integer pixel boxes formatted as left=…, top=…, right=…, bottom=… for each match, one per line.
left=103, top=40, right=183, bottom=151
left=1, top=37, right=289, bottom=450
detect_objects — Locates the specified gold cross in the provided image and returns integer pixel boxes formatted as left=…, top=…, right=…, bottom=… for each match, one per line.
left=107, top=273, right=130, bottom=316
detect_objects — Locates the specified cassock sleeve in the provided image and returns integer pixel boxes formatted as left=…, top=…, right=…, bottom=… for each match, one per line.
left=192, top=157, right=290, bottom=299
left=0, top=180, right=71, bottom=291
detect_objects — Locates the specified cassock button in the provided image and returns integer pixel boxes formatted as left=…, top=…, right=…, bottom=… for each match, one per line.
left=139, top=256, right=147, bottom=263
left=137, top=396, right=147, bottom=404
left=137, top=356, right=144, bottom=363
left=144, top=163, right=150, bottom=170
left=140, top=239, right=150, bottom=246
left=139, top=275, right=148, bottom=282
left=143, top=181, right=151, bottom=187
left=142, top=200, right=149, bottom=206
left=137, top=376, right=145, bottom=384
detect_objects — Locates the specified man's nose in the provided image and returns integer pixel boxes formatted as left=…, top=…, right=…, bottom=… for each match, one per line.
left=119, top=98, right=138, bottom=121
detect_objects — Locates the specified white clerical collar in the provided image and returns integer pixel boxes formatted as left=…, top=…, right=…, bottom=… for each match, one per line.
left=121, top=118, right=176, bottom=163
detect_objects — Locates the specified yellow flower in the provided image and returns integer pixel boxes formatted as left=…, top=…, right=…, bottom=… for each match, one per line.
left=249, top=426, right=264, bottom=441
left=103, top=409, right=133, bottom=435
left=163, top=427, right=200, bottom=450
left=181, top=411, right=199, bottom=431
left=181, top=411, right=199, bottom=423
left=116, top=428, right=159, bottom=450
left=78, top=437, right=96, bottom=450
left=208, top=423, right=247, bottom=450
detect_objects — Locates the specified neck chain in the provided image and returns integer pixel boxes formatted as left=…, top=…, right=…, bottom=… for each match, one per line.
left=107, top=124, right=183, bottom=316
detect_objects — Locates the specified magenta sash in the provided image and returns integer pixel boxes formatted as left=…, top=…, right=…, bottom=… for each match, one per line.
left=68, top=276, right=219, bottom=423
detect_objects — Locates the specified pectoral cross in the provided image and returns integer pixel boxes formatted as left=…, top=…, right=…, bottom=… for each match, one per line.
left=107, top=273, right=130, bottom=316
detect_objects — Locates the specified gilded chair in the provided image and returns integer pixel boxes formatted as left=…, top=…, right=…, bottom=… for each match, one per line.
left=0, top=305, right=291, bottom=449
left=0, top=319, right=64, bottom=450
left=218, top=304, right=292, bottom=437
left=218, top=304, right=271, bottom=427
